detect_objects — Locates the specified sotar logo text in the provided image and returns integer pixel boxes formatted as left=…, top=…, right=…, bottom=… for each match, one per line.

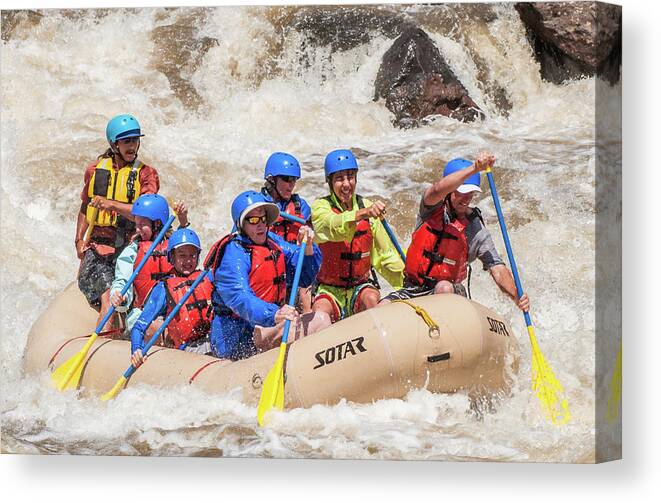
left=487, top=316, right=510, bottom=337
left=313, top=337, right=367, bottom=369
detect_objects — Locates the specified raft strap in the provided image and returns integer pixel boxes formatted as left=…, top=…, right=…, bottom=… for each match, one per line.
left=393, top=300, right=440, bottom=339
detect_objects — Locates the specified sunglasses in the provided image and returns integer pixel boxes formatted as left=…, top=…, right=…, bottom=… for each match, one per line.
left=245, top=215, right=268, bottom=225
left=277, top=175, right=298, bottom=183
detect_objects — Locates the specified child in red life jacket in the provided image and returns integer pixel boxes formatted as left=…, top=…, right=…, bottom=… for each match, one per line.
left=260, top=152, right=314, bottom=312
left=208, top=191, right=322, bottom=361
left=130, top=228, right=213, bottom=368
left=109, top=194, right=188, bottom=336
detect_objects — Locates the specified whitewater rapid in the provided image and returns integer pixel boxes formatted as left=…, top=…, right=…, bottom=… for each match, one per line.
left=1, top=4, right=619, bottom=461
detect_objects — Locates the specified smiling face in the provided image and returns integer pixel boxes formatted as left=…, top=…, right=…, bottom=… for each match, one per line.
left=450, top=190, right=476, bottom=218
left=115, top=137, right=139, bottom=164
left=330, top=169, right=357, bottom=208
left=134, top=215, right=154, bottom=241
left=241, top=207, right=268, bottom=245
left=172, top=244, right=199, bottom=276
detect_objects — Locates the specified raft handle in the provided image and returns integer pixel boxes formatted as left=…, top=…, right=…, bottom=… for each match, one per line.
left=393, top=300, right=440, bottom=339
left=427, top=352, right=451, bottom=363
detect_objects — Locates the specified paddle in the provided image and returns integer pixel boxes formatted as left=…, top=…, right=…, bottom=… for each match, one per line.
left=83, top=207, right=99, bottom=243
left=380, top=218, right=406, bottom=263
left=280, top=212, right=306, bottom=224
left=257, top=236, right=308, bottom=426
left=51, top=214, right=177, bottom=392
left=607, top=341, right=622, bottom=422
left=485, top=167, right=570, bottom=425
left=101, top=268, right=212, bottom=401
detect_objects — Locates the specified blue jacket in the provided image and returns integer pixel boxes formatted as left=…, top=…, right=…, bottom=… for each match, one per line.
left=210, top=232, right=321, bottom=360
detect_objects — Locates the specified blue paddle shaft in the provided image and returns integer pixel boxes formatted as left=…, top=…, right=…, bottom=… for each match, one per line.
left=281, top=239, right=308, bottom=345
left=381, top=218, right=406, bottom=263
left=124, top=268, right=212, bottom=379
left=280, top=212, right=306, bottom=225
left=94, top=214, right=177, bottom=335
left=485, top=170, right=532, bottom=326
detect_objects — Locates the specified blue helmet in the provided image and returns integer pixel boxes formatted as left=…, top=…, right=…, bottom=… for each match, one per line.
left=131, top=194, right=170, bottom=227
left=230, top=190, right=279, bottom=229
left=167, top=228, right=201, bottom=262
left=106, top=114, right=144, bottom=143
left=443, top=158, right=482, bottom=194
left=264, top=152, right=301, bottom=179
left=324, top=149, right=358, bottom=178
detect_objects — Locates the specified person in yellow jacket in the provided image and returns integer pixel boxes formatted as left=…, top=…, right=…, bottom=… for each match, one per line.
left=308, top=149, right=404, bottom=333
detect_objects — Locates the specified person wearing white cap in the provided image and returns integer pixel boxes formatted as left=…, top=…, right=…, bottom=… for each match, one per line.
left=382, top=152, right=529, bottom=311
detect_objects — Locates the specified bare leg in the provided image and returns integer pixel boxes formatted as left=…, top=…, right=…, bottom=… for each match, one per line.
left=434, top=280, right=454, bottom=294
left=96, top=289, right=117, bottom=333
left=305, top=310, right=331, bottom=335
left=355, top=286, right=380, bottom=313
left=297, top=286, right=313, bottom=314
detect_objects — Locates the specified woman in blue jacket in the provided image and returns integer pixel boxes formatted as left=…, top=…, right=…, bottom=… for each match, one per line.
left=209, top=190, right=323, bottom=361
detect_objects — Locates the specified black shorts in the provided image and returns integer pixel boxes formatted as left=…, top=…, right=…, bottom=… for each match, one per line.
left=383, top=280, right=467, bottom=302
left=77, top=249, right=116, bottom=309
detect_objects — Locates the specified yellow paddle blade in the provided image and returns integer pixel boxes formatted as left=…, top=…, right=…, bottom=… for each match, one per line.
left=100, top=376, right=128, bottom=402
left=528, top=326, right=571, bottom=425
left=257, top=344, right=287, bottom=427
left=607, top=342, right=622, bottom=422
left=51, top=333, right=99, bottom=391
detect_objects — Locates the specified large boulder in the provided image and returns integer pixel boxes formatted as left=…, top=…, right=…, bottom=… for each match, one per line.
left=290, top=6, right=409, bottom=52
left=374, top=27, right=482, bottom=128
left=515, top=2, right=621, bottom=84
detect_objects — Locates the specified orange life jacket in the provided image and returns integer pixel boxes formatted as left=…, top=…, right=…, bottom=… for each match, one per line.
left=270, top=195, right=306, bottom=243
left=133, top=239, right=172, bottom=308
left=317, top=195, right=373, bottom=288
left=405, top=201, right=478, bottom=287
left=164, top=270, right=214, bottom=348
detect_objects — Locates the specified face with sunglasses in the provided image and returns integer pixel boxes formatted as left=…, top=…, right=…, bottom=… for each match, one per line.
left=242, top=208, right=269, bottom=245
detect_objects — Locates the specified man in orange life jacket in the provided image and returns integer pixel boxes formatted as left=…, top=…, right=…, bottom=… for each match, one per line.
left=382, top=154, right=529, bottom=312
left=75, top=114, right=160, bottom=332
left=260, top=152, right=314, bottom=312
left=109, top=194, right=189, bottom=335
left=129, top=228, right=213, bottom=368
left=309, top=149, right=404, bottom=331
left=209, top=191, right=322, bottom=361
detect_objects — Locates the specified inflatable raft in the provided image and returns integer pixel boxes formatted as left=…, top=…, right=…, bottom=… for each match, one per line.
left=23, top=283, right=518, bottom=407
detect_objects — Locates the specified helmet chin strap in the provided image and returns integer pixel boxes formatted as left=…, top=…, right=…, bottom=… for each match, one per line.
left=265, top=176, right=286, bottom=202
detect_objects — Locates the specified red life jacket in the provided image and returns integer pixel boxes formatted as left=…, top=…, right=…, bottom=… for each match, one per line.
left=133, top=240, right=172, bottom=308
left=205, top=234, right=287, bottom=316
left=270, top=194, right=306, bottom=243
left=317, top=195, right=373, bottom=288
left=164, top=270, right=214, bottom=348
left=405, top=201, right=477, bottom=287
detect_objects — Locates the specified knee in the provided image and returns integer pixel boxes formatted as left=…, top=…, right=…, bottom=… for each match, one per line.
left=434, top=281, right=454, bottom=294
left=309, top=311, right=332, bottom=334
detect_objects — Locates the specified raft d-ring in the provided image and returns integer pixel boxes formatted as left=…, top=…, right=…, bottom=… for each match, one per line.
left=393, top=300, right=441, bottom=339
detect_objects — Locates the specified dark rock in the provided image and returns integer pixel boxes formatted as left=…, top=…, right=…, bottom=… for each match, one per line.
left=1, top=10, right=43, bottom=41
left=515, top=2, right=621, bottom=84
left=290, top=6, right=411, bottom=52
left=151, top=9, right=219, bottom=110
left=374, top=27, right=482, bottom=128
